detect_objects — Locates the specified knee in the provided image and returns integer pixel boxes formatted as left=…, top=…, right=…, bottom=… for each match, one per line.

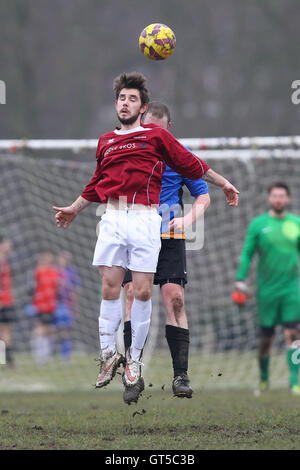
left=171, top=294, right=184, bottom=322
left=134, top=286, right=152, bottom=302
left=259, top=342, right=271, bottom=356
left=284, top=328, right=299, bottom=345
left=102, top=281, right=120, bottom=300
left=259, top=336, right=273, bottom=355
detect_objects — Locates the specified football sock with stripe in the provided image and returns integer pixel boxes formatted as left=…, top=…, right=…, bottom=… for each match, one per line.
left=166, top=325, right=189, bottom=377
left=287, top=347, right=300, bottom=388
left=5, top=346, right=14, bottom=365
left=99, top=298, right=122, bottom=361
left=31, top=335, right=52, bottom=365
left=259, top=355, right=270, bottom=383
left=61, top=338, right=72, bottom=361
left=130, top=298, right=151, bottom=361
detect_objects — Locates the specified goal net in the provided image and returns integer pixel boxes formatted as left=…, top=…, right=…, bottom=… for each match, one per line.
left=0, top=137, right=299, bottom=392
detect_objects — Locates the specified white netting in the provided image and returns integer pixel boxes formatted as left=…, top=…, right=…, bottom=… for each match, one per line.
left=0, top=139, right=299, bottom=391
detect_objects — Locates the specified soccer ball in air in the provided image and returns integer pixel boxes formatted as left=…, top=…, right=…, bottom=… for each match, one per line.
left=139, top=23, right=176, bottom=60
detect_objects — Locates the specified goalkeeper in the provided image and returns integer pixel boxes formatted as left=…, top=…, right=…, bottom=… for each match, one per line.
left=235, top=182, right=300, bottom=395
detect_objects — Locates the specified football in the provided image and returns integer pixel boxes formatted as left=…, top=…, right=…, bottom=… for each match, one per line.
left=139, top=23, right=176, bottom=60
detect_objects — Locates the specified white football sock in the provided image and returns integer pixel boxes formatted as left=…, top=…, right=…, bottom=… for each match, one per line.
left=130, top=298, right=151, bottom=361
left=99, top=298, right=122, bottom=360
left=31, top=335, right=52, bottom=365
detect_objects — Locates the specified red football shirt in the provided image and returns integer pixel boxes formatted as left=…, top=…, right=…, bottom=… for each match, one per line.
left=33, top=266, right=60, bottom=314
left=0, top=259, right=14, bottom=306
left=81, top=123, right=210, bottom=206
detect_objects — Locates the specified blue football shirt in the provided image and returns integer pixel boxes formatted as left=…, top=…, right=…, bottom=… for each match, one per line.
left=159, top=163, right=208, bottom=234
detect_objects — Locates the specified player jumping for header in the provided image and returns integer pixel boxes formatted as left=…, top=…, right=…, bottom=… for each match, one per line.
left=53, top=72, right=239, bottom=404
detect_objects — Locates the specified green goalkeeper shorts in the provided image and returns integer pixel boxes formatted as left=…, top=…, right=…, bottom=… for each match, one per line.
left=257, top=290, right=300, bottom=328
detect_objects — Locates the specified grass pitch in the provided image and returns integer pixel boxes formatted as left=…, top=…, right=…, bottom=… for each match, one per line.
left=0, top=351, right=299, bottom=450
left=0, top=388, right=299, bottom=450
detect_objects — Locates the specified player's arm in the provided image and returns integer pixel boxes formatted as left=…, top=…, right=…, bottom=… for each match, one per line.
left=53, top=196, right=91, bottom=229
left=169, top=193, right=210, bottom=232
left=158, top=129, right=239, bottom=206
left=53, top=143, right=103, bottom=228
left=235, top=219, right=258, bottom=292
left=158, top=129, right=210, bottom=180
left=201, top=168, right=239, bottom=207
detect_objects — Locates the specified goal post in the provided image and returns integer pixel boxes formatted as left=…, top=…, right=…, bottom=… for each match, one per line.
left=0, top=137, right=300, bottom=392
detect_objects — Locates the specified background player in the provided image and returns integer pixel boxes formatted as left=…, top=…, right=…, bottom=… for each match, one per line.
left=29, top=252, right=60, bottom=365
left=0, top=236, right=15, bottom=367
left=122, top=102, right=210, bottom=399
left=53, top=72, right=239, bottom=405
left=235, top=182, right=300, bottom=395
left=53, top=251, right=80, bottom=362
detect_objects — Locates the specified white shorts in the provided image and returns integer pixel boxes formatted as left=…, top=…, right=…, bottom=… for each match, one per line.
left=93, top=209, right=162, bottom=272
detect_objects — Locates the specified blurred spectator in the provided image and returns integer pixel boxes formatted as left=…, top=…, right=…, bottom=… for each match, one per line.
left=0, top=236, right=15, bottom=367
left=53, top=251, right=80, bottom=362
left=28, top=252, right=60, bottom=365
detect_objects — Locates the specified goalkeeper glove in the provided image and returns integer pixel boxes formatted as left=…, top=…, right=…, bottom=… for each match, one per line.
left=232, top=281, right=252, bottom=305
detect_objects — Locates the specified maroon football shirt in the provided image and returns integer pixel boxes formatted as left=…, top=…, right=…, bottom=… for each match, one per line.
left=81, top=123, right=209, bottom=206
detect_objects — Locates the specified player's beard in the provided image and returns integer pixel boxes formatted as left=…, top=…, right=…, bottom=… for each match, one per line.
left=117, top=109, right=141, bottom=126
left=271, top=205, right=286, bottom=215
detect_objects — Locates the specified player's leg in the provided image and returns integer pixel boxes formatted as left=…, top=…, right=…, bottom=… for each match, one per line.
left=161, top=281, right=192, bottom=398
left=155, top=237, right=192, bottom=397
left=162, top=281, right=187, bottom=328
left=127, top=271, right=153, bottom=360
left=53, top=303, right=73, bottom=362
left=60, top=328, right=72, bottom=362
left=122, top=210, right=161, bottom=404
left=279, top=292, right=300, bottom=393
left=92, top=209, right=129, bottom=387
left=257, top=326, right=275, bottom=392
left=0, top=324, right=13, bottom=366
left=122, top=271, right=153, bottom=404
left=283, top=322, right=300, bottom=394
left=255, top=294, right=279, bottom=393
left=30, top=319, right=43, bottom=364
left=122, top=270, right=133, bottom=355
left=60, top=308, right=73, bottom=362
left=0, top=308, right=15, bottom=367
left=31, top=314, right=54, bottom=365
left=95, top=265, right=126, bottom=388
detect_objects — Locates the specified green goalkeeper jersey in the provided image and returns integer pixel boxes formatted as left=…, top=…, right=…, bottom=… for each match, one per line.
left=236, top=212, right=300, bottom=297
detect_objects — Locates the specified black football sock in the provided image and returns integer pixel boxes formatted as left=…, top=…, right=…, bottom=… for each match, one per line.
left=165, top=325, right=189, bottom=378
left=123, top=320, right=132, bottom=355
left=5, top=346, right=14, bottom=365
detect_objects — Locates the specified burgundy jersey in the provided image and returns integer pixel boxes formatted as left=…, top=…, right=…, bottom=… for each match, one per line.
left=81, top=123, right=210, bottom=206
left=0, top=259, right=14, bottom=306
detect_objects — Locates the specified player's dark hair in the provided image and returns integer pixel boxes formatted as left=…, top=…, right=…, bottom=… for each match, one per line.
left=268, top=182, right=291, bottom=196
left=143, top=101, right=171, bottom=124
left=113, top=72, right=150, bottom=106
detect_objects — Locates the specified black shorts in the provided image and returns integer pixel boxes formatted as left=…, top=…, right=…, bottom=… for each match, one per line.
left=122, top=238, right=187, bottom=288
left=36, top=313, right=54, bottom=325
left=260, top=322, right=299, bottom=338
left=0, top=306, right=16, bottom=324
